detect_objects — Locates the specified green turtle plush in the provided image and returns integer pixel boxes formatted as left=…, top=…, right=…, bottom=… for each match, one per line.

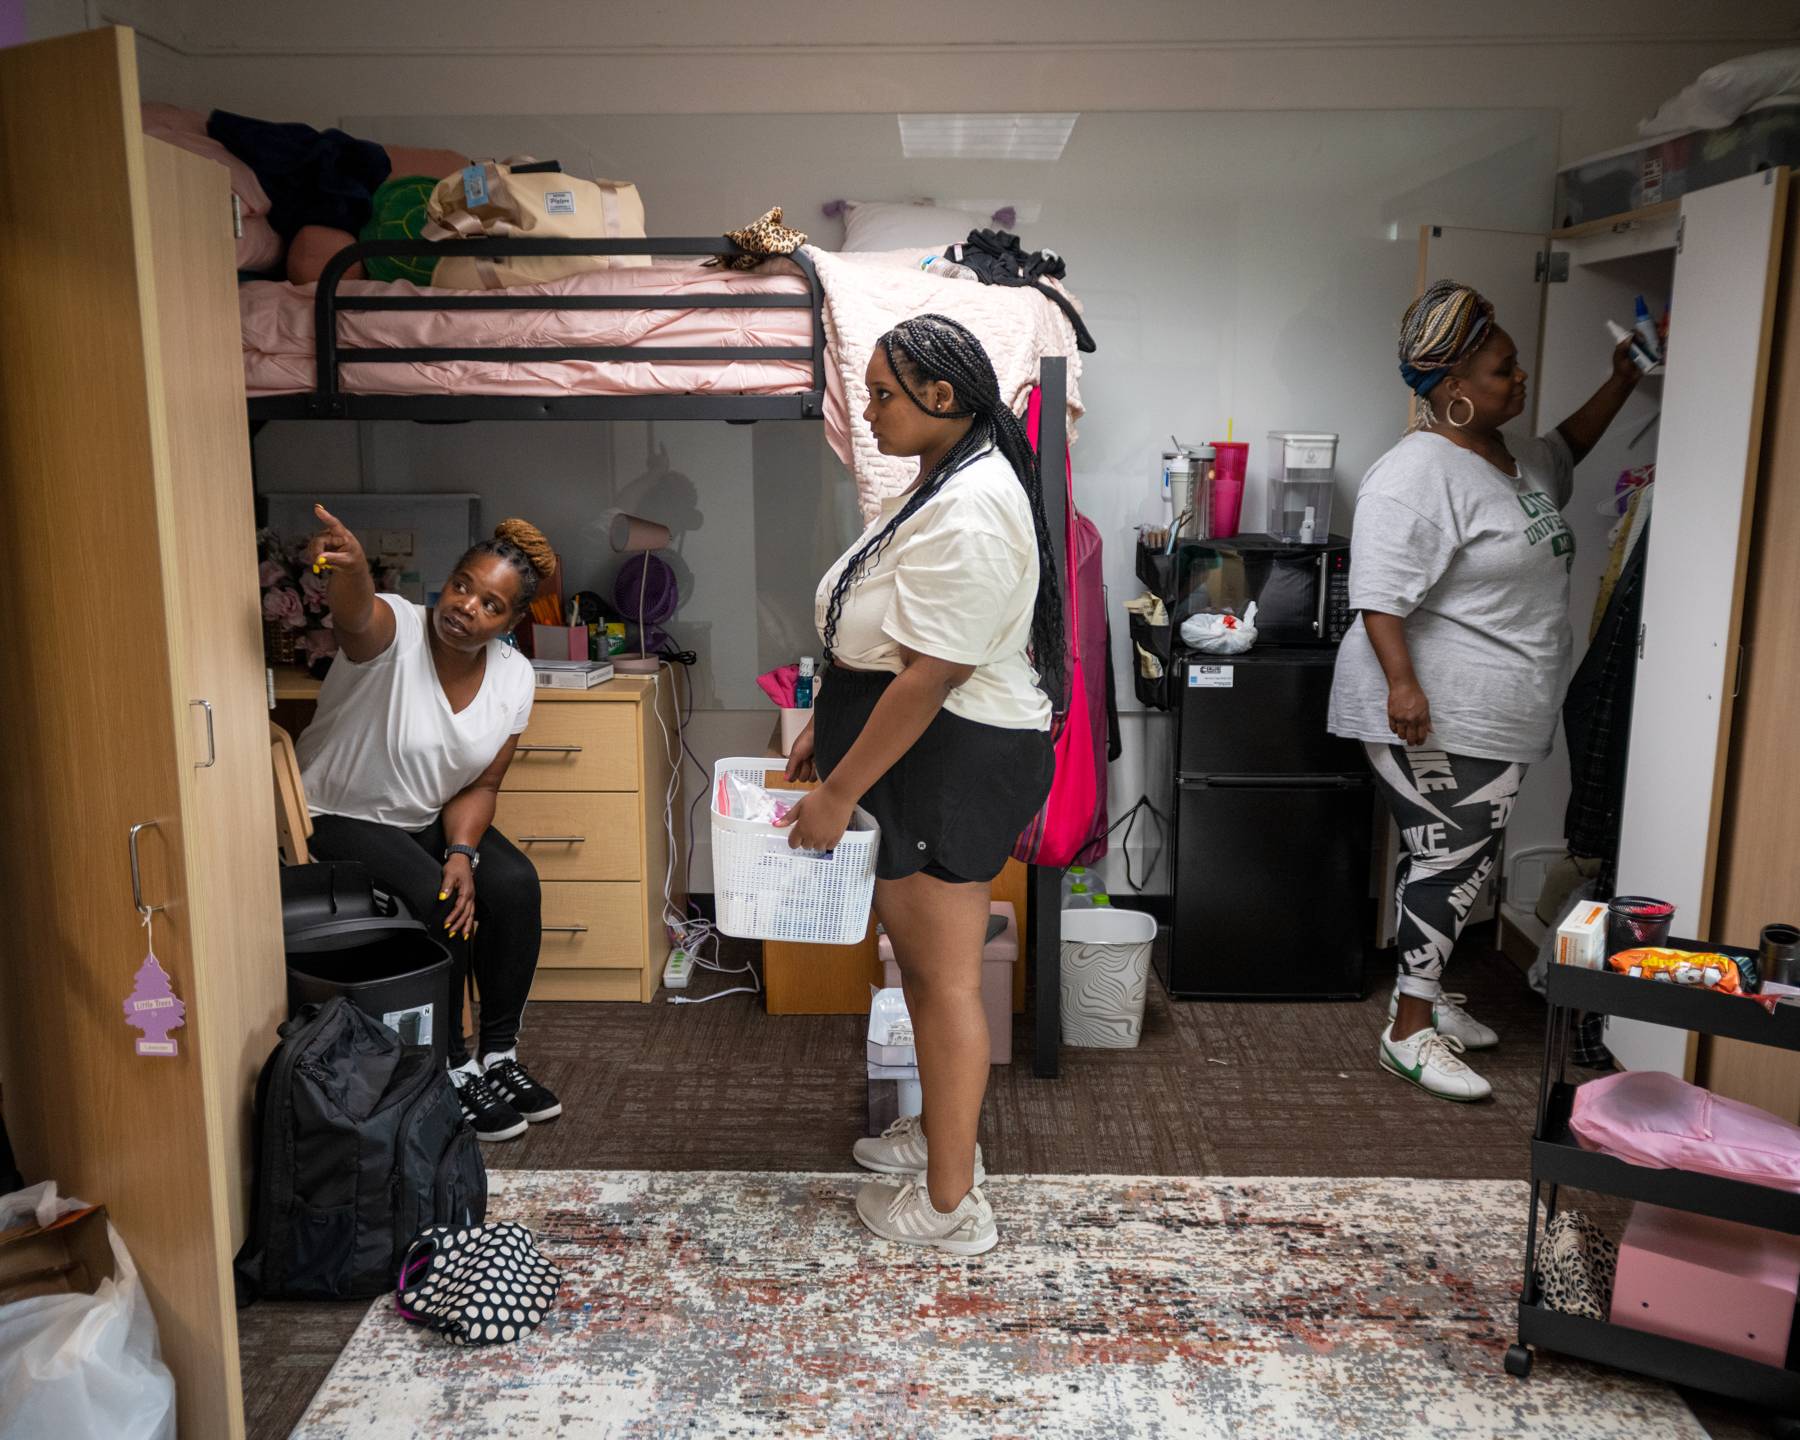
left=359, top=175, right=442, bottom=285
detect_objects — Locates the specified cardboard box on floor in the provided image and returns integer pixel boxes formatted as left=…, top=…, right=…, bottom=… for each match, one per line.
left=0, top=1204, right=112, bottom=1305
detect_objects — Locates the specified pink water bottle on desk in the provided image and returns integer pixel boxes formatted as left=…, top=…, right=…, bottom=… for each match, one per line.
left=1210, top=440, right=1248, bottom=539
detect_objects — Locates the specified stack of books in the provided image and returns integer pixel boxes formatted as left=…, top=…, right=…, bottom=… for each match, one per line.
left=530, top=658, right=614, bottom=690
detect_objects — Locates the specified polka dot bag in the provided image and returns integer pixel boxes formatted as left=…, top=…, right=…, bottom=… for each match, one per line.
left=396, top=1223, right=561, bottom=1345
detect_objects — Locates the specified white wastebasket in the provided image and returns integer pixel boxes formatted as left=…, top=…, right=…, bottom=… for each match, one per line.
left=1060, top=907, right=1158, bottom=1048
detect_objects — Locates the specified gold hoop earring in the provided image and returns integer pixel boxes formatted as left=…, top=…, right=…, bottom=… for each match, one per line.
left=1446, top=396, right=1475, bottom=429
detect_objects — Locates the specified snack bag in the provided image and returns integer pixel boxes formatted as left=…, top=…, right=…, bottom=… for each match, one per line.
left=1609, top=947, right=1743, bottom=993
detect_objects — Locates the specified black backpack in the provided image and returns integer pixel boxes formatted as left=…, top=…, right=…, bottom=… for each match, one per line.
left=234, top=996, right=486, bottom=1302
left=942, top=228, right=1097, bottom=353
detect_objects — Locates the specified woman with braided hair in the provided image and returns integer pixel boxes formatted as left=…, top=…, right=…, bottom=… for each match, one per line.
left=1329, top=279, right=1641, bottom=1102
left=784, top=314, right=1059, bottom=1254
left=295, top=509, right=563, bottom=1143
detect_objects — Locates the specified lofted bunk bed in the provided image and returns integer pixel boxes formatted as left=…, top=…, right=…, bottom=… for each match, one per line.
left=246, top=232, right=1078, bottom=1077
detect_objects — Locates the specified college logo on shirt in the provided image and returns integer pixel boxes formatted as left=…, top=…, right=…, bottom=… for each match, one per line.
left=1518, top=491, right=1575, bottom=569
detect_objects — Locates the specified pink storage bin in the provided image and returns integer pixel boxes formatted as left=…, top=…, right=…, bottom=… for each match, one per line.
left=1612, top=1202, right=1800, bottom=1367
left=880, top=902, right=1016, bottom=1064
left=1569, top=1070, right=1800, bottom=1193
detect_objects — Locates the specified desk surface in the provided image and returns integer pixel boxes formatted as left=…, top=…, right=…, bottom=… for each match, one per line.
left=270, top=665, right=659, bottom=704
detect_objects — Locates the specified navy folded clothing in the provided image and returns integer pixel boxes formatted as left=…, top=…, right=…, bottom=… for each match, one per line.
left=207, top=109, right=391, bottom=240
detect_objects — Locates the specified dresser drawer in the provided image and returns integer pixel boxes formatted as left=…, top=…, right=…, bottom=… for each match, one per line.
left=505, top=703, right=638, bottom=792
left=495, top=792, right=640, bottom=881
left=537, top=882, right=644, bottom=970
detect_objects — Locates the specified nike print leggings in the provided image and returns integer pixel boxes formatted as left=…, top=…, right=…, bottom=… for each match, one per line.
left=1364, top=743, right=1527, bottom=1001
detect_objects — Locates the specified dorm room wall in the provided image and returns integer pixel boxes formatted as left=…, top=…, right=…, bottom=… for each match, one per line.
left=57, top=0, right=1799, bottom=891
left=245, top=105, right=1560, bottom=893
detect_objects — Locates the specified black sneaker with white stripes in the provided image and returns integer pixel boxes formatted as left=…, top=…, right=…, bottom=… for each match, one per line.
left=483, top=1057, right=563, bottom=1123
left=451, top=1068, right=528, bottom=1143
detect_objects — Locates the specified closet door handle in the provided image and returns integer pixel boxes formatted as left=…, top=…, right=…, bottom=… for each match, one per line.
left=128, top=820, right=166, bottom=917
left=517, top=835, right=585, bottom=845
left=541, top=924, right=590, bottom=935
left=191, top=699, right=216, bottom=769
left=516, top=744, right=583, bottom=754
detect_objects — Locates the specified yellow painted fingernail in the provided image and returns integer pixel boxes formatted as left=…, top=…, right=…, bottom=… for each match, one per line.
left=439, top=891, right=448, bottom=900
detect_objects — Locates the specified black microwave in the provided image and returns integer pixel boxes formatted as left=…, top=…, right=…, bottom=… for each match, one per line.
left=1171, top=534, right=1351, bottom=647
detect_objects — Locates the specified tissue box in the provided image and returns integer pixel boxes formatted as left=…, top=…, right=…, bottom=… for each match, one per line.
left=1557, top=900, right=1609, bottom=969
left=532, top=624, right=588, bottom=663
left=1612, top=1203, right=1800, bottom=1366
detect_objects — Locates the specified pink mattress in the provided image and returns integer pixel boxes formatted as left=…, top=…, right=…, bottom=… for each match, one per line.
left=241, top=260, right=815, bottom=399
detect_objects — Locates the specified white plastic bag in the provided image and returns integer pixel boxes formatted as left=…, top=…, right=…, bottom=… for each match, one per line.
left=714, top=771, right=797, bottom=827
left=1180, top=601, right=1259, bottom=655
left=0, top=1185, right=176, bottom=1440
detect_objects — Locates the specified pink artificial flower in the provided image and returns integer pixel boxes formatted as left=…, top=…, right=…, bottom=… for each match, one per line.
left=259, top=559, right=287, bottom=587
left=299, top=568, right=329, bottom=603
left=263, top=586, right=305, bottom=629
left=298, top=628, right=339, bottom=661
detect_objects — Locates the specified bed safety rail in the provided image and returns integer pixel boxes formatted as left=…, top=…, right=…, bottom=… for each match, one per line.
left=245, top=237, right=827, bottom=423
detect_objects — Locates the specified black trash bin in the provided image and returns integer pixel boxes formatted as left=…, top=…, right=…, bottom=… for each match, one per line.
left=281, top=862, right=453, bottom=1065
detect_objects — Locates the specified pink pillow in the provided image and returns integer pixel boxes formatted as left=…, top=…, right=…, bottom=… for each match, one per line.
left=1569, top=1070, right=1800, bottom=1193
left=141, top=104, right=282, bottom=271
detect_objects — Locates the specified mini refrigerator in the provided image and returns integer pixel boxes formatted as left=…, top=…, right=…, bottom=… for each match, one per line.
left=1159, top=647, right=1373, bottom=999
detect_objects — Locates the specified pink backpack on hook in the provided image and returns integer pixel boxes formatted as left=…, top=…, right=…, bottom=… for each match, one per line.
left=1011, top=387, right=1109, bottom=869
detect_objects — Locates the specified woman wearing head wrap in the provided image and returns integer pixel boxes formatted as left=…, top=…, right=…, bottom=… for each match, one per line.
left=783, top=314, right=1060, bottom=1254
left=1328, top=280, right=1641, bottom=1102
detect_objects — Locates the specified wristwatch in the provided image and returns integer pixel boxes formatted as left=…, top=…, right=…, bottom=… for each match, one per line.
left=445, top=843, right=481, bottom=870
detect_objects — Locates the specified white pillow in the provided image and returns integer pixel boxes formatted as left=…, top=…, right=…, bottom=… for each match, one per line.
left=840, top=199, right=990, bottom=252
left=1640, top=47, right=1800, bottom=137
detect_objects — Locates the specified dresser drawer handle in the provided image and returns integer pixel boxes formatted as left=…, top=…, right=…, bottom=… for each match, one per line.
left=517, top=835, right=586, bottom=845
left=517, top=744, right=583, bottom=754
left=541, top=924, right=590, bottom=934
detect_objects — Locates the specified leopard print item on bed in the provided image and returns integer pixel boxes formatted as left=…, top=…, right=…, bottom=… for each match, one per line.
left=710, top=206, right=809, bottom=270
left=1535, top=1210, right=1619, bottom=1322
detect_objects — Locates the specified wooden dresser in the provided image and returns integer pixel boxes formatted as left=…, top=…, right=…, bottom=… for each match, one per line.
left=274, top=667, right=682, bottom=1002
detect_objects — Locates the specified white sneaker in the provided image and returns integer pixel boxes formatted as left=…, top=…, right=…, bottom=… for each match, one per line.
left=853, top=1114, right=987, bottom=1185
left=1379, top=1024, right=1493, bottom=1103
left=1388, top=989, right=1499, bottom=1050
left=855, top=1177, right=998, bottom=1256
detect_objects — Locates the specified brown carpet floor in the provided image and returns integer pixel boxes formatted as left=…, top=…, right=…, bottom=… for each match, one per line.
left=236, top=926, right=1767, bottom=1440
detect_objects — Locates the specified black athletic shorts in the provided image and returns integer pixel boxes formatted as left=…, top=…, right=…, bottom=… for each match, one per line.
left=813, top=664, right=1053, bottom=884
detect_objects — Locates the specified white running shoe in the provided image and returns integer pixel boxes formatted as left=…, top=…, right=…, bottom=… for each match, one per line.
left=855, top=1177, right=998, bottom=1256
left=853, top=1114, right=987, bottom=1185
left=1379, top=1024, right=1494, bottom=1103
left=1388, top=989, right=1499, bottom=1050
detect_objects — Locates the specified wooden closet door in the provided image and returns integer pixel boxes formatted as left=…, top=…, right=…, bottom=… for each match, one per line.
left=143, top=137, right=288, bottom=1252
left=0, top=28, right=247, bottom=1440
left=1609, top=169, right=1788, bottom=1076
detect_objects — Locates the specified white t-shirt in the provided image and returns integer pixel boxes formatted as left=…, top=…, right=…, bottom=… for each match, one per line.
left=1328, top=429, right=1577, bottom=763
left=813, top=445, right=1051, bottom=731
left=298, top=594, right=536, bottom=831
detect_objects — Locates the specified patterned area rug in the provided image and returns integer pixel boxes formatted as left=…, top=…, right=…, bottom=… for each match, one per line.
left=293, top=1172, right=1699, bottom=1439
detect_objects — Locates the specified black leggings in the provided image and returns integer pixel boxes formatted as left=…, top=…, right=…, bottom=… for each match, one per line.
left=308, top=814, right=541, bottom=1066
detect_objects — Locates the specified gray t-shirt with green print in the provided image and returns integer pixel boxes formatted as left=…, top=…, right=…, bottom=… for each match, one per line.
left=1328, top=428, right=1577, bottom=763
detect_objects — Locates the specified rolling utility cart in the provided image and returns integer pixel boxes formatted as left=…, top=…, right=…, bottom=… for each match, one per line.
left=1512, top=955, right=1800, bottom=1435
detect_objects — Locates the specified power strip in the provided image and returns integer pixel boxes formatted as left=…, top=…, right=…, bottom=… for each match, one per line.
left=662, top=948, right=692, bottom=990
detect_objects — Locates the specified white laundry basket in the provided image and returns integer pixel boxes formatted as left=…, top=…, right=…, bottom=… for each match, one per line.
left=709, top=757, right=880, bottom=945
left=1060, top=906, right=1159, bottom=1048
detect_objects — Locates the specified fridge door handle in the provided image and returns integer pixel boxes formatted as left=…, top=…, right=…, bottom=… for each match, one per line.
left=1314, top=554, right=1329, bottom=636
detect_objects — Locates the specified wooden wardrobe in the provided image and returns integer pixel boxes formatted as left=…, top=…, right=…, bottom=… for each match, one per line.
left=0, top=27, right=285, bottom=1440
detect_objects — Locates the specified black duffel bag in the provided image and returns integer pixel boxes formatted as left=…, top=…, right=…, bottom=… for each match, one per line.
left=235, top=995, right=485, bottom=1302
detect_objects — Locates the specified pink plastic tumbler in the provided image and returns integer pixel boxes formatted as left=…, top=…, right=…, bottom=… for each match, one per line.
left=1210, top=441, right=1248, bottom=539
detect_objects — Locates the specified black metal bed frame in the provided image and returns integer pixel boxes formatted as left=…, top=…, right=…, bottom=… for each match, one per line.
left=246, top=234, right=1073, bottom=1078
left=245, top=237, right=827, bottom=423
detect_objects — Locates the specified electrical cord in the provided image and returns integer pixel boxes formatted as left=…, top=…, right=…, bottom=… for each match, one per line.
left=1100, top=793, right=1169, bottom=894
left=650, top=661, right=762, bottom=1006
